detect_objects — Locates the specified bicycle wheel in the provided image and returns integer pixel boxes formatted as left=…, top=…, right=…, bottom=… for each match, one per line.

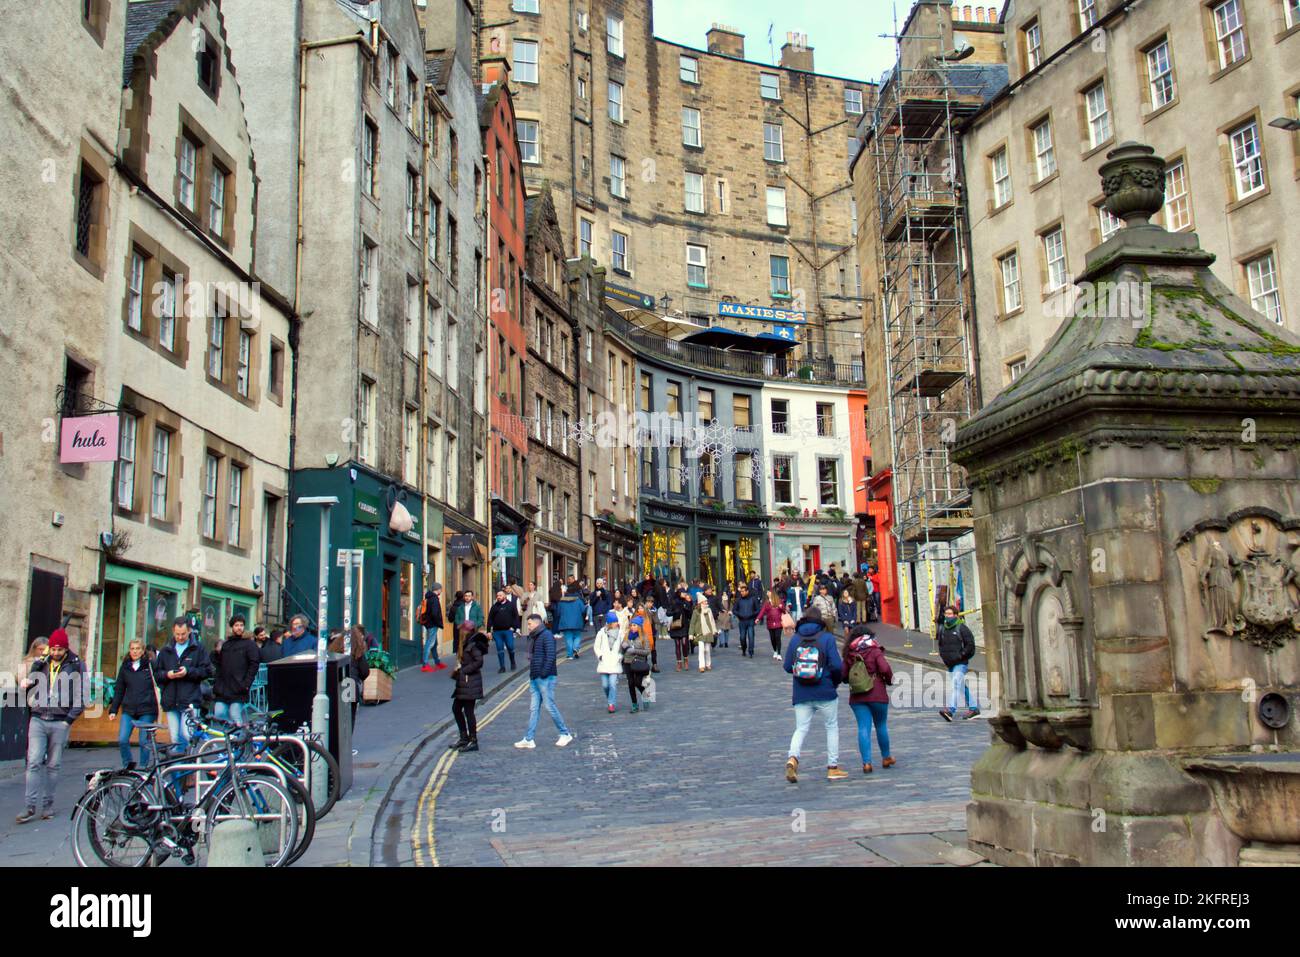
left=269, top=739, right=340, bottom=818
left=71, top=776, right=154, bottom=868
left=281, top=774, right=317, bottom=867
left=206, top=774, right=299, bottom=868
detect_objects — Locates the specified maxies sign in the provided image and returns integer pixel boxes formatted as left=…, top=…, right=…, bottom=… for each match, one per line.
left=59, top=413, right=120, bottom=464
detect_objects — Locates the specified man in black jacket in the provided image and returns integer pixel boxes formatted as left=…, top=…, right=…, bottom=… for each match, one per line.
left=212, top=614, right=261, bottom=724
left=487, top=588, right=521, bottom=673
left=733, top=583, right=761, bottom=658
left=936, top=606, right=979, bottom=721
left=155, top=616, right=214, bottom=751
left=420, top=583, right=445, bottom=672
left=17, top=628, right=86, bottom=823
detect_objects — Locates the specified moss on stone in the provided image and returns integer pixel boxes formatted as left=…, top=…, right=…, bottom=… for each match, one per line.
left=1187, top=478, right=1221, bottom=495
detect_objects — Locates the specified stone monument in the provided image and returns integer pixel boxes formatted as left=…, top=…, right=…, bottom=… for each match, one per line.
left=954, top=142, right=1300, bottom=866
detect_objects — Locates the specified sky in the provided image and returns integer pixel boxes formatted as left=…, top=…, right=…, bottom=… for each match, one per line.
left=651, top=0, right=903, bottom=82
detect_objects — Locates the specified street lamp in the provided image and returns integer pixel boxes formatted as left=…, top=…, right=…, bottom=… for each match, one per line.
left=1268, top=117, right=1300, bottom=132
left=659, top=292, right=672, bottom=314
left=296, top=494, right=338, bottom=810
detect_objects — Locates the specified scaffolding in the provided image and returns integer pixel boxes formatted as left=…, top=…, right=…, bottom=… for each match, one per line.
left=867, top=9, right=983, bottom=623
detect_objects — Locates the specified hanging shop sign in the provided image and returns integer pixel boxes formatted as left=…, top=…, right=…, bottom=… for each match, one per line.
left=59, top=412, right=119, bottom=464
left=447, top=534, right=477, bottom=558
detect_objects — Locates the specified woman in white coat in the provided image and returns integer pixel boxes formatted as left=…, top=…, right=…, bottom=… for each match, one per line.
left=525, top=581, right=548, bottom=624
left=593, top=611, right=625, bottom=713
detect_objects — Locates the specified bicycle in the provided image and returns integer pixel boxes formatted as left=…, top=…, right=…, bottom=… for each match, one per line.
left=71, top=723, right=300, bottom=867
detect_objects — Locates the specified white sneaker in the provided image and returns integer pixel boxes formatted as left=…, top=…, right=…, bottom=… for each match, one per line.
left=556, top=734, right=575, bottom=748
left=513, top=738, right=536, bottom=749
left=773, top=652, right=781, bottom=660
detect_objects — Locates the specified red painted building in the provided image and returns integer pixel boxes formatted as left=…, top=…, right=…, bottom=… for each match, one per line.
left=849, top=388, right=900, bottom=626
left=480, top=59, right=530, bottom=588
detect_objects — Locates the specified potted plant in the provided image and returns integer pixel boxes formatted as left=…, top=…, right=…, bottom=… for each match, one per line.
left=778, top=505, right=800, bottom=518
left=363, top=647, right=397, bottom=704
left=825, top=507, right=847, bottom=522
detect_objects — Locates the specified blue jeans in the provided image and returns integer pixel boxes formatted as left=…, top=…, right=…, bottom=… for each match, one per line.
left=525, top=676, right=570, bottom=741
left=788, top=698, right=839, bottom=767
left=164, top=709, right=191, bottom=754
left=850, top=702, right=890, bottom=764
left=718, top=628, right=731, bottom=647
left=24, top=717, right=71, bottom=810
left=562, top=630, right=582, bottom=658
left=212, top=701, right=244, bottom=724
left=493, top=629, right=516, bottom=668
left=423, top=626, right=441, bottom=666
left=737, top=620, right=755, bottom=654
left=117, top=712, right=158, bottom=767
left=947, top=663, right=977, bottom=712
left=599, top=673, right=618, bottom=707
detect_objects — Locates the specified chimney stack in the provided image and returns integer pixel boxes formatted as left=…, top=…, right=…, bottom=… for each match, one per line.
left=706, top=24, right=745, bottom=59
left=779, top=32, right=814, bottom=73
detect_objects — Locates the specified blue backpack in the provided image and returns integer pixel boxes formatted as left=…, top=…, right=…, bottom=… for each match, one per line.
left=793, top=635, right=826, bottom=684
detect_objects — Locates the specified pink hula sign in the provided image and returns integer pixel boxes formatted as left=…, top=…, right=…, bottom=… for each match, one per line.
left=60, top=412, right=120, bottom=464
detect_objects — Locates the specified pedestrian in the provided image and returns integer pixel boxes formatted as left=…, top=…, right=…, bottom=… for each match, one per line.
left=420, top=582, right=446, bottom=672
left=782, top=610, right=848, bottom=783
left=555, top=585, right=587, bottom=660
left=107, top=638, right=160, bottom=769
left=280, top=614, right=319, bottom=656
left=155, top=616, right=213, bottom=753
left=594, top=611, right=624, bottom=713
left=842, top=625, right=895, bottom=773
left=448, top=630, right=488, bottom=752
left=452, top=589, right=483, bottom=659
left=689, top=592, right=719, bottom=672
left=513, top=615, right=575, bottom=749
left=620, top=616, right=653, bottom=713
left=19, top=638, right=49, bottom=685
left=733, top=583, right=760, bottom=658
left=759, top=590, right=789, bottom=660
left=836, top=588, right=858, bottom=637
left=786, top=576, right=808, bottom=619
left=716, top=591, right=734, bottom=649
left=937, top=606, right=980, bottom=721
left=252, top=625, right=284, bottom=663
left=851, top=573, right=870, bottom=623
left=17, top=628, right=87, bottom=823
left=637, top=598, right=661, bottom=672
left=669, top=583, right=693, bottom=672
left=868, top=566, right=882, bottom=621
left=487, top=588, right=521, bottom=673
left=210, top=614, right=260, bottom=725
left=589, top=578, right=613, bottom=624
left=328, top=628, right=370, bottom=733
left=811, top=584, right=837, bottom=631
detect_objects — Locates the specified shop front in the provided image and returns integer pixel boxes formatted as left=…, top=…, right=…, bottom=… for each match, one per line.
left=531, top=528, right=585, bottom=592
left=593, top=517, right=640, bottom=591
left=640, top=503, right=769, bottom=592
left=769, top=518, right=855, bottom=582
left=640, top=504, right=691, bottom=586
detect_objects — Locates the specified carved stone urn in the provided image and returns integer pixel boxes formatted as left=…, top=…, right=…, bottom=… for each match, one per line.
left=953, top=143, right=1300, bottom=866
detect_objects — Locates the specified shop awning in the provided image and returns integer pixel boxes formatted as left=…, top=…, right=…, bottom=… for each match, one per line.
left=681, top=327, right=799, bottom=354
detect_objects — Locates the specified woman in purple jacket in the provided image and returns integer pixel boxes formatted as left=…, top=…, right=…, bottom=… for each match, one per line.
left=841, top=625, right=895, bottom=773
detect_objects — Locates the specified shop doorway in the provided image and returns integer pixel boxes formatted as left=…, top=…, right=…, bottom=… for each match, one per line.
left=26, top=568, right=65, bottom=647
left=803, top=545, right=821, bottom=577
left=381, top=567, right=396, bottom=652
left=99, top=581, right=128, bottom=672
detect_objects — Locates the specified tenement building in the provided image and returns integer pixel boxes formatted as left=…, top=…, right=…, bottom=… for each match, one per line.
left=963, top=0, right=1300, bottom=402
left=480, top=0, right=874, bottom=360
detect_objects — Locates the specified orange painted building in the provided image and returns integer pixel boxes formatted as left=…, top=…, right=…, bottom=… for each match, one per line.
left=848, top=388, right=900, bottom=626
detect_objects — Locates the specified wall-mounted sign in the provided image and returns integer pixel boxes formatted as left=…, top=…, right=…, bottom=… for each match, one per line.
left=59, top=412, right=119, bottom=463
left=718, top=302, right=807, bottom=324
left=494, top=534, right=519, bottom=557
left=770, top=325, right=799, bottom=342
left=605, top=282, right=656, bottom=310
left=447, top=534, right=477, bottom=558
left=354, top=492, right=381, bottom=526
left=353, top=528, right=378, bottom=555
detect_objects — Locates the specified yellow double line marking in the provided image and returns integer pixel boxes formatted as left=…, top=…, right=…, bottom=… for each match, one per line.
left=413, top=641, right=589, bottom=867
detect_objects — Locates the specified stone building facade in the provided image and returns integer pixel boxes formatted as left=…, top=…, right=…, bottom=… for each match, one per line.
left=963, top=0, right=1300, bottom=401
left=479, top=0, right=873, bottom=358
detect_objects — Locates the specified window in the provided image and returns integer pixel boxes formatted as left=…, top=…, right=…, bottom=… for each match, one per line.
left=668, top=445, right=683, bottom=493
left=406, top=167, right=420, bottom=238
left=227, top=464, right=244, bottom=547
left=446, top=313, right=459, bottom=384
left=404, top=407, right=418, bottom=485
left=576, top=7, right=587, bottom=29
left=447, top=217, right=458, bottom=283
left=1043, top=226, right=1069, bottom=291
left=150, top=427, right=170, bottom=520
left=358, top=378, right=376, bottom=464
left=518, top=119, right=539, bottom=163
left=1228, top=120, right=1265, bottom=200
left=577, top=75, right=587, bottom=100
left=580, top=218, right=593, bottom=256
left=1246, top=252, right=1283, bottom=324
left=201, top=454, right=220, bottom=537
left=359, top=239, right=378, bottom=326
left=74, top=159, right=104, bottom=262
left=160, top=271, right=179, bottom=352
left=429, top=194, right=441, bottom=262
left=362, top=119, right=377, bottom=196
left=686, top=243, right=708, bottom=287
left=735, top=453, right=754, bottom=501
left=760, top=73, right=780, bottom=99
left=763, top=123, right=784, bottom=162
left=1146, top=39, right=1175, bottom=109
left=405, top=280, right=420, bottom=356
left=999, top=251, right=1022, bottom=313
left=765, top=186, right=788, bottom=226
left=1008, top=357, right=1027, bottom=382
left=407, top=69, right=419, bottom=130
left=734, top=394, right=752, bottom=429
left=700, top=450, right=716, bottom=498
left=771, top=398, right=789, bottom=434
left=236, top=329, right=251, bottom=397
left=268, top=338, right=284, bottom=399
left=690, top=388, right=712, bottom=425
left=1024, top=20, right=1042, bottom=70
left=682, top=107, right=701, bottom=147
left=1032, top=118, right=1056, bottom=180
left=446, top=433, right=458, bottom=505
left=844, top=88, right=863, bottom=114
left=384, top=44, right=397, bottom=107
left=208, top=164, right=227, bottom=237
left=561, top=411, right=570, bottom=454
left=1078, top=0, right=1097, bottom=31
left=815, top=402, right=834, bottom=436
left=684, top=171, right=705, bottom=212
left=640, top=371, right=652, bottom=411
left=716, top=178, right=728, bottom=214
left=988, top=147, right=1012, bottom=209
left=127, top=250, right=146, bottom=330
left=611, top=230, right=628, bottom=271
left=770, top=255, right=790, bottom=296
left=680, top=55, right=698, bottom=83
left=817, top=458, right=839, bottom=506
left=449, top=130, right=459, bottom=190
left=533, top=395, right=543, bottom=439
left=608, top=80, right=624, bottom=122
left=772, top=455, right=793, bottom=504
left=208, top=305, right=225, bottom=379
left=610, top=154, right=626, bottom=197
left=1097, top=203, right=1123, bottom=242
left=1212, top=0, right=1246, bottom=69
left=1084, top=81, right=1111, bottom=149
left=179, top=136, right=198, bottom=210
left=116, top=415, right=137, bottom=509
left=1288, top=0, right=1300, bottom=28
left=585, top=330, right=593, bottom=364
left=1164, top=159, right=1192, bottom=231
left=666, top=381, right=681, bottom=416
left=606, top=15, right=623, bottom=56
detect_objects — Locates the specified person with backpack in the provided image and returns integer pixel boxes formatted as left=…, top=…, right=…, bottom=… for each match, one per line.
left=937, top=605, right=980, bottom=721
left=782, top=609, right=847, bottom=783
left=620, top=616, right=653, bottom=713
left=107, top=638, right=159, bottom=769
left=211, top=613, right=261, bottom=724
left=759, top=590, right=789, bottom=660
left=593, top=611, right=624, bottom=713
left=842, top=625, right=895, bottom=773
left=420, top=583, right=446, bottom=672
left=487, top=588, right=522, bottom=673
left=689, top=592, right=719, bottom=672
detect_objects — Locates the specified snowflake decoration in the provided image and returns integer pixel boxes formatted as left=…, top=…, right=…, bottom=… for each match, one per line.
left=566, top=419, right=599, bottom=448
left=689, top=420, right=738, bottom=458
left=791, top=417, right=819, bottom=442
left=748, top=450, right=766, bottom=482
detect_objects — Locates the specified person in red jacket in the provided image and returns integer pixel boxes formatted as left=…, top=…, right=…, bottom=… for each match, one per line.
left=758, top=590, right=788, bottom=660
left=841, top=625, right=895, bottom=773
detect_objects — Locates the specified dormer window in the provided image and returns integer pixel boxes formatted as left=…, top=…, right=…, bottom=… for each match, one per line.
left=197, top=31, right=220, bottom=99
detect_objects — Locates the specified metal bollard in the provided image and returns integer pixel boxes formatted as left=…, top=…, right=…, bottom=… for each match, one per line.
left=207, top=819, right=266, bottom=867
